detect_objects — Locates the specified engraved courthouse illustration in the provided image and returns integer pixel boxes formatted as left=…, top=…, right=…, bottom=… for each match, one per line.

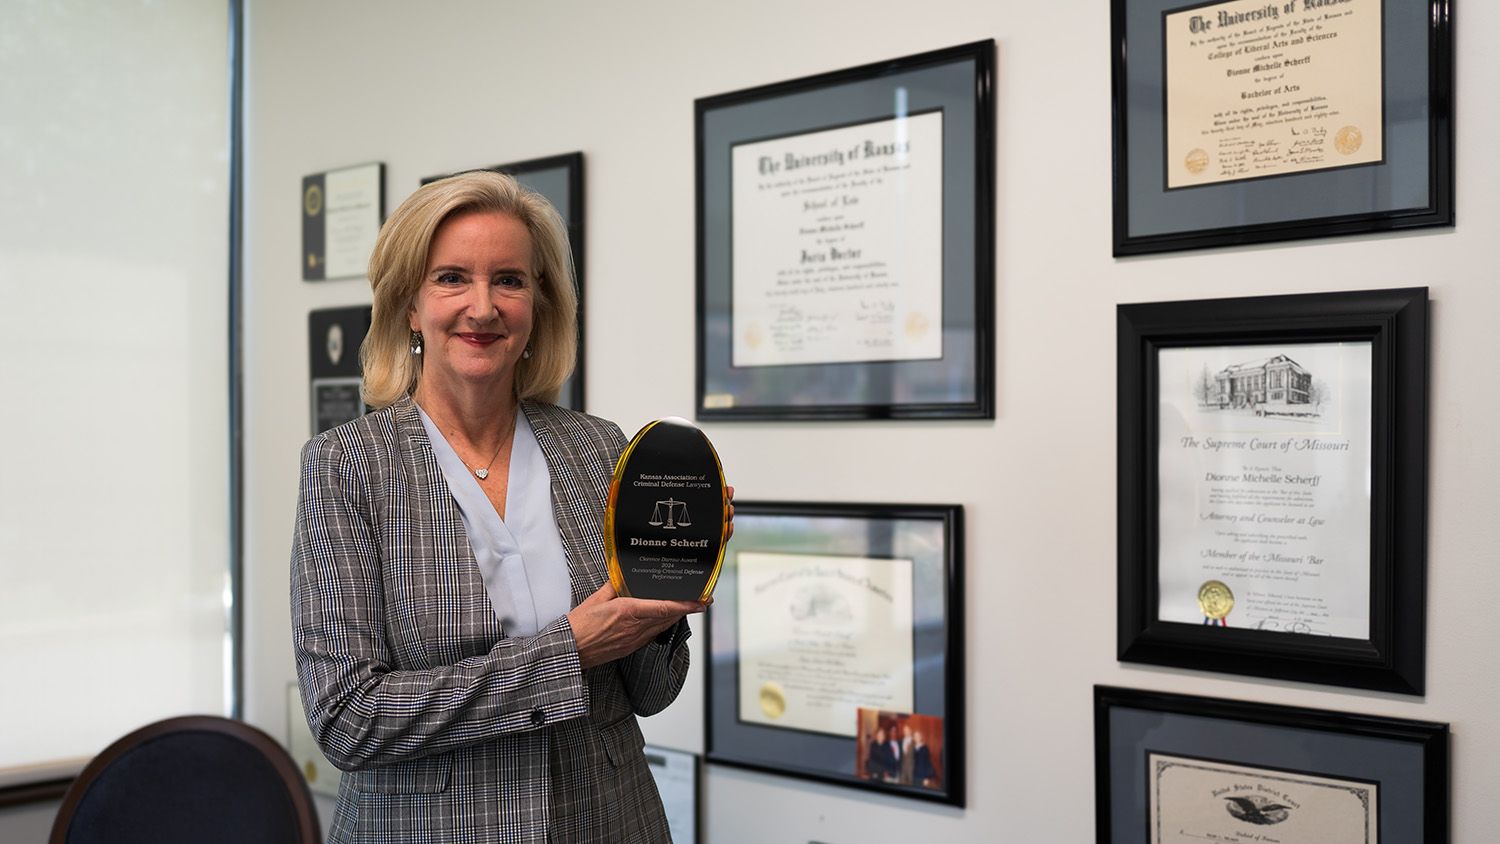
left=1201, top=354, right=1314, bottom=414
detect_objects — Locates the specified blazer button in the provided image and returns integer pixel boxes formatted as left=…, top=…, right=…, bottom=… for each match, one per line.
left=530, top=708, right=546, bottom=726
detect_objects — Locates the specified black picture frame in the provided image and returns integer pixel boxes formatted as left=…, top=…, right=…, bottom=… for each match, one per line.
left=423, top=153, right=587, bottom=411
left=1095, top=686, right=1448, bottom=843
left=302, top=161, right=386, bottom=280
left=1111, top=0, right=1453, bottom=255
left=1118, top=288, right=1428, bottom=693
left=695, top=42, right=995, bottom=420
left=705, top=501, right=964, bottom=805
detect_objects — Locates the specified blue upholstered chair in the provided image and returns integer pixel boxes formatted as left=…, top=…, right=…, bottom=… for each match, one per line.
left=49, top=715, right=321, bottom=844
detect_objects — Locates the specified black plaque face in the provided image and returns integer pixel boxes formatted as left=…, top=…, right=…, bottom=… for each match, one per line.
left=606, top=418, right=728, bottom=601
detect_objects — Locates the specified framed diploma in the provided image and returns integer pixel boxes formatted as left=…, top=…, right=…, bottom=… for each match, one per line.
left=423, top=153, right=587, bottom=410
left=695, top=42, right=994, bottom=420
left=1112, top=0, right=1453, bottom=255
left=1118, top=288, right=1428, bottom=693
left=302, top=162, right=385, bottom=280
left=1095, top=686, right=1448, bottom=843
left=705, top=501, right=964, bottom=805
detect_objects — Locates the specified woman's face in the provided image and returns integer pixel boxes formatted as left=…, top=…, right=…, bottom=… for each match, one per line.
left=410, top=210, right=536, bottom=399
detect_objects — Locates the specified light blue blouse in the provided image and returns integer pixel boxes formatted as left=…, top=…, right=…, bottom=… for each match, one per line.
left=417, top=405, right=572, bottom=638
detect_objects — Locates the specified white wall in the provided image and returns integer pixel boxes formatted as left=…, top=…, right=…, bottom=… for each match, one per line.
left=243, top=1, right=1500, bottom=841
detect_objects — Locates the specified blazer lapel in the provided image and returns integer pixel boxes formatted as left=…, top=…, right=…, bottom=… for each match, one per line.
left=523, top=402, right=609, bottom=608
left=392, top=396, right=503, bottom=644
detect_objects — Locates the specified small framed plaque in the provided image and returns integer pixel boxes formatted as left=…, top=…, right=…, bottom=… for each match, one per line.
left=706, top=501, right=964, bottom=805
left=309, top=306, right=372, bottom=435
left=696, top=42, right=994, bottom=420
left=1118, top=288, right=1428, bottom=692
left=1112, top=0, right=1453, bottom=254
left=1095, top=686, right=1448, bottom=843
left=302, top=162, right=385, bottom=280
left=423, top=153, right=586, bottom=410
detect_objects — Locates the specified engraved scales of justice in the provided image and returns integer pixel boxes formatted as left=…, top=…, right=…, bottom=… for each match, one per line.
left=648, top=498, right=692, bottom=530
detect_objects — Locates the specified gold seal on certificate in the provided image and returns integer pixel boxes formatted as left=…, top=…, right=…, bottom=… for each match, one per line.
left=1198, top=580, right=1235, bottom=624
left=1335, top=125, right=1364, bottom=156
left=604, top=418, right=729, bottom=601
left=759, top=682, right=786, bottom=719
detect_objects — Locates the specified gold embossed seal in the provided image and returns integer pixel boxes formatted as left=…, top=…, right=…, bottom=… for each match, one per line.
left=303, top=183, right=323, bottom=217
left=905, top=311, right=930, bottom=340
left=1198, top=580, right=1235, bottom=621
left=1334, top=126, right=1363, bottom=155
left=1185, top=148, right=1209, bottom=174
left=759, top=682, right=786, bottom=719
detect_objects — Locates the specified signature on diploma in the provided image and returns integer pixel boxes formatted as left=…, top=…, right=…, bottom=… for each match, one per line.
left=1254, top=616, right=1327, bottom=635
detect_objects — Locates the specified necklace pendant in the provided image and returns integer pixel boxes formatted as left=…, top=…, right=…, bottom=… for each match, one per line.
left=474, top=468, right=489, bottom=480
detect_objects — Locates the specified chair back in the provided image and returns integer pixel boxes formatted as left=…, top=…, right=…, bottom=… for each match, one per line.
left=49, top=715, right=321, bottom=844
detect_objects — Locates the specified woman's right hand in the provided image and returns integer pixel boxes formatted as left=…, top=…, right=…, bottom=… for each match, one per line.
left=567, top=582, right=706, bottom=669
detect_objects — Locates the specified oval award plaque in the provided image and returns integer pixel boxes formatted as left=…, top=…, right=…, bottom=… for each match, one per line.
left=605, top=418, right=728, bottom=601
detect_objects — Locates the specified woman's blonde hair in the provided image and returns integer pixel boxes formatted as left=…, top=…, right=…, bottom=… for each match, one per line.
left=360, top=170, right=578, bottom=408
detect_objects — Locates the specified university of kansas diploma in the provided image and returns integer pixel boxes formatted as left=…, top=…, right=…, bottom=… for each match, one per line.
left=730, top=112, right=943, bottom=367
left=1156, top=342, right=1373, bottom=638
left=1150, top=753, right=1377, bottom=843
left=736, top=552, right=914, bottom=736
left=1164, top=0, right=1383, bottom=188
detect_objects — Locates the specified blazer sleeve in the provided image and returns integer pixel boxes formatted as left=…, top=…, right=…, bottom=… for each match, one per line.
left=291, top=433, right=590, bottom=771
left=597, top=419, right=694, bottom=716
left=617, top=620, right=692, bottom=716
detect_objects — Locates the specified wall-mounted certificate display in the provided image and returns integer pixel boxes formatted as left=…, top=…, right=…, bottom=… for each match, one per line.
left=1112, top=0, right=1452, bottom=254
left=308, top=306, right=372, bottom=435
left=1118, top=288, right=1428, bottom=693
left=286, top=682, right=340, bottom=798
left=696, top=42, right=994, bottom=420
left=706, top=502, right=963, bottom=805
left=423, top=153, right=586, bottom=410
left=302, top=162, right=385, bottom=280
left=643, top=745, right=700, bottom=844
left=1095, top=686, right=1448, bottom=843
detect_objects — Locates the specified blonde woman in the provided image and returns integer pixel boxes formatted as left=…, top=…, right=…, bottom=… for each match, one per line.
left=292, top=171, right=714, bottom=842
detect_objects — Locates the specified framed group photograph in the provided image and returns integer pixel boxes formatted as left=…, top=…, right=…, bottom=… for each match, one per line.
left=705, top=502, right=964, bottom=805
left=423, top=153, right=587, bottom=410
left=1117, top=288, right=1428, bottom=693
left=1095, top=686, right=1448, bottom=843
left=695, top=42, right=994, bottom=419
left=1112, top=0, right=1453, bottom=255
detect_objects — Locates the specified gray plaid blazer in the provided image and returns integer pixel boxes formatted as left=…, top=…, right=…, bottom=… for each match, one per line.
left=292, top=397, right=688, bottom=843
